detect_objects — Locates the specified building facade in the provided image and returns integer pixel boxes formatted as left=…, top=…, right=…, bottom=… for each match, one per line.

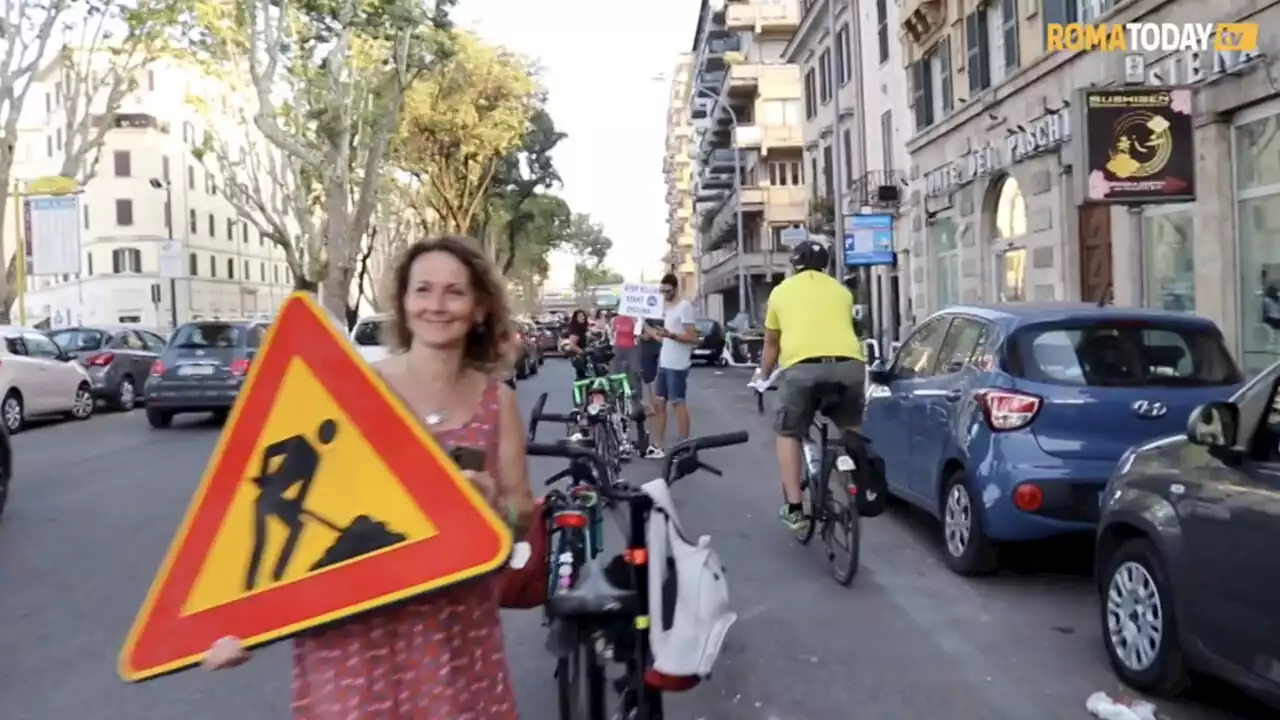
left=785, top=0, right=913, bottom=342
left=4, top=53, right=295, bottom=331
left=689, top=0, right=809, bottom=323
left=901, top=0, right=1280, bottom=371
left=663, top=55, right=699, bottom=297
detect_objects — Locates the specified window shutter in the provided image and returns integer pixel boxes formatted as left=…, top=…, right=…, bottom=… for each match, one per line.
left=1002, top=0, right=1019, bottom=71
left=966, top=13, right=982, bottom=94
left=911, top=61, right=927, bottom=130
left=940, top=38, right=953, bottom=113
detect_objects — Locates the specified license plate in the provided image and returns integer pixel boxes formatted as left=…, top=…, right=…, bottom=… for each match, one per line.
left=178, top=365, right=215, bottom=376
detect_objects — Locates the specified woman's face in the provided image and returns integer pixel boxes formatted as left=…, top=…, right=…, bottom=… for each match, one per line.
left=401, top=250, right=483, bottom=349
left=571, top=311, right=587, bottom=325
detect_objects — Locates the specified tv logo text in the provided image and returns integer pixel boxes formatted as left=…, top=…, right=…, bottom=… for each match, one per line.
left=1045, top=22, right=1257, bottom=53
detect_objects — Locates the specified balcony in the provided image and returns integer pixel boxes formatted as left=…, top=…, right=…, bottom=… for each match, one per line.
left=901, top=0, right=944, bottom=46
left=726, top=1, right=801, bottom=33
left=760, top=124, right=803, bottom=151
left=848, top=169, right=907, bottom=211
left=725, top=63, right=760, bottom=96
left=701, top=251, right=792, bottom=294
left=763, top=186, right=807, bottom=225
left=679, top=259, right=698, bottom=276
left=702, top=185, right=766, bottom=250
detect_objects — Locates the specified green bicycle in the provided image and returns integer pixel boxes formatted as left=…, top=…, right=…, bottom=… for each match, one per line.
left=571, top=345, right=646, bottom=481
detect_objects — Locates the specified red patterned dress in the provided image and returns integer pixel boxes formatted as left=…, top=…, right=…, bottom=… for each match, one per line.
left=290, top=382, right=519, bottom=719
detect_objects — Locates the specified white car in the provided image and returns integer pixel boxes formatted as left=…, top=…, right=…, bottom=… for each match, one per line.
left=0, top=326, right=95, bottom=432
left=351, top=314, right=392, bottom=364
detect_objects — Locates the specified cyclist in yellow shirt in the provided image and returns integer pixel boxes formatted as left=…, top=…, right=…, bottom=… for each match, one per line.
left=753, top=240, right=866, bottom=532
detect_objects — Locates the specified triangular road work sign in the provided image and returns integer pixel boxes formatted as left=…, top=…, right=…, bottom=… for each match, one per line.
left=119, top=293, right=512, bottom=682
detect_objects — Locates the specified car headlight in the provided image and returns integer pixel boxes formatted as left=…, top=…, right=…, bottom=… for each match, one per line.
left=1115, top=447, right=1138, bottom=477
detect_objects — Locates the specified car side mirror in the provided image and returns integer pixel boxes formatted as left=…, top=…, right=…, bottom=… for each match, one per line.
left=1186, top=401, right=1239, bottom=448
left=867, top=360, right=892, bottom=385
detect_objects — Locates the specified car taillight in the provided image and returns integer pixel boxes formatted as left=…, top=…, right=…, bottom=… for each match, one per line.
left=150, top=360, right=165, bottom=376
left=976, top=389, right=1041, bottom=431
left=86, top=352, right=115, bottom=367
left=230, top=358, right=250, bottom=376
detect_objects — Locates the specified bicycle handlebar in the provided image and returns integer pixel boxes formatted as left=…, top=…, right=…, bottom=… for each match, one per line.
left=528, top=430, right=750, bottom=495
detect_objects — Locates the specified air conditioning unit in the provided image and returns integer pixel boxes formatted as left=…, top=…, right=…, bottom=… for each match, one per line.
left=873, top=184, right=901, bottom=204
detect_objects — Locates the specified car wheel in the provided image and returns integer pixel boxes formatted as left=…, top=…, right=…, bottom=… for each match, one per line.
left=2, top=392, right=23, bottom=434
left=67, top=383, right=95, bottom=421
left=114, top=376, right=137, bottom=412
left=1101, top=538, right=1189, bottom=696
left=146, top=408, right=173, bottom=429
left=939, top=469, right=998, bottom=576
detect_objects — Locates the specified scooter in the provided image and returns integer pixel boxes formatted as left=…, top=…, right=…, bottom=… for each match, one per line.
left=721, top=328, right=765, bottom=367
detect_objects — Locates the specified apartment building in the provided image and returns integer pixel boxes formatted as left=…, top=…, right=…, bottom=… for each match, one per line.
left=901, top=0, right=1280, bottom=370
left=784, top=0, right=913, bottom=342
left=689, top=0, right=809, bottom=323
left=663, top=55, right=699, bottom=297
left=4, top=52, right=295, bottom=331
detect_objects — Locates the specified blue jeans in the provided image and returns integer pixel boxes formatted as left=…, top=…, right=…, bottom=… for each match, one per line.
left=654, top=367, right=689, bottom=404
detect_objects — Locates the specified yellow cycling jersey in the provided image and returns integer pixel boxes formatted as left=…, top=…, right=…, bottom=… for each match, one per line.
left=764, top=271, right=865, bottom=369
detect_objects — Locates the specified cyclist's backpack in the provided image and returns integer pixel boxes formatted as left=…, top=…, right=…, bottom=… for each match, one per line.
left=640, top=478, right=737, bottom=682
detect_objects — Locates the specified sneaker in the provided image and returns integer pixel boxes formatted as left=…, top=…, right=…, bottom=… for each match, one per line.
left=644, top=445, right=665, bottom=459
left=778, top=505, right=810, bottom=532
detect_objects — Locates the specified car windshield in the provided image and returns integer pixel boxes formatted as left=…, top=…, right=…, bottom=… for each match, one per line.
left=1011, top=322, right=1243, bottom=387
left=352, top=320, right=386, bottom=347
left=171, top=323, right=241, bottom=349
left=48, top=329, right=105, bottom=351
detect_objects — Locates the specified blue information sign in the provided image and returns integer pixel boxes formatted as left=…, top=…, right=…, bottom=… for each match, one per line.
left=843, top=214, right=896, bottom=267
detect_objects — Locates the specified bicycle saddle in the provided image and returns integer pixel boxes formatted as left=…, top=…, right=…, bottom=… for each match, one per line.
left=811, top=382, right=849, bottom=415
left=546, top=555, right=637, bottom=618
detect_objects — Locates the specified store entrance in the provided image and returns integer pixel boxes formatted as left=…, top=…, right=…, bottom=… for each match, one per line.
left=1079, top=204, right=1114, bottom=303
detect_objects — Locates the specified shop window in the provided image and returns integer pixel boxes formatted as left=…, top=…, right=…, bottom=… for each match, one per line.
left=1141, top=204, right=1195, bottom=313
left=992, top=177, right=1028, bottom=302
left=1236, top=107, right=1280, bottom=373
left=932, top=218, right=960, bottom=308
left=994, top=176, right=1027, bottom=239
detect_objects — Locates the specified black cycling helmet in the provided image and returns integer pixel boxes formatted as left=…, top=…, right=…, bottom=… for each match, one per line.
left=789, top=239, right=830, bottom=274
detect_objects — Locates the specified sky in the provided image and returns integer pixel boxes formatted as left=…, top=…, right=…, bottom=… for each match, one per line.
left=453, top=0, right=699, bottom=288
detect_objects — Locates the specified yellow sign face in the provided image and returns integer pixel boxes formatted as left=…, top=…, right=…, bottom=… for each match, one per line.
left=182, top=358, right=438, bottom=614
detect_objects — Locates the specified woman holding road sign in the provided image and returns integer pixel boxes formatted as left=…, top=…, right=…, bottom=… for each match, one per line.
left=203, top=236, right=534, bottom=719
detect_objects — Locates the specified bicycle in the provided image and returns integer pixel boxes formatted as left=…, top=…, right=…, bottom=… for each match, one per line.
left=753, top=378, right=863, bottom=586
left=571, top=343, right=647, bottom=473
left=526, top=419, right=749, bottom=720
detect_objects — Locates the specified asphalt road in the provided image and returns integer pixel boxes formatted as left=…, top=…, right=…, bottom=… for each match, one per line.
left=0, top=358, right=1272, bottom=719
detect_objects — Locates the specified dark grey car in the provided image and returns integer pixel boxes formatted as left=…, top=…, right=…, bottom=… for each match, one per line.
left=47, top=326, right=168, bottom=411
left=144, top=320, right=267, bottom=428
left=1095, top=363, right=1280, bottom=708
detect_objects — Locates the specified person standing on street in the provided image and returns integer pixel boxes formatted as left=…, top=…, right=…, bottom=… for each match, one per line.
left=610, top=312, right=645, bottom=455
left=644, top=274, right=698, bottom=459
left=202, top=235, right=532, bottom=720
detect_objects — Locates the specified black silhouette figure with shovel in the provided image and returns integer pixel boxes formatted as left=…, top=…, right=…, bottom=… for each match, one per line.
left=244, top=418, right=407, bottom=592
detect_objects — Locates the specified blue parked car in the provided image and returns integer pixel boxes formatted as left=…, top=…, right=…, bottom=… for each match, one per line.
left=862, top=304, right=1243, bottom=576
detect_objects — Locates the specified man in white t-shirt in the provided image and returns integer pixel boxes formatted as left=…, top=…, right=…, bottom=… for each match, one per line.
left=642, top=273, right=698, bottom=459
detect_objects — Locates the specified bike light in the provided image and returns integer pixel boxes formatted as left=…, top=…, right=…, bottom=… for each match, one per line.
left=1012, top=483, right=1044, bottom=512
left=553, top=511, right=588, bottom=529
left=149, top=360, right=165, bottom=376
left=835, top=455, right=856, bottom=472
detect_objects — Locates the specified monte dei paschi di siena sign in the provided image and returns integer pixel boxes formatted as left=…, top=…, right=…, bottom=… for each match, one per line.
left=924, top=109, right=1070, bottom=199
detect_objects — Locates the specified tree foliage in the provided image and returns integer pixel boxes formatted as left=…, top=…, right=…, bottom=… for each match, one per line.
left=176, top=0, right=456, bottom=316
left=390, top=31, right=535, bottom=241
left=489, top=107, right=565, bottom=275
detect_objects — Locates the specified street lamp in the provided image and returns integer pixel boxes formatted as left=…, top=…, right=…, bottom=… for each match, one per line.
left=690, top=85, right=749, bottom=318
left=148, top=177, right=178, bottom=328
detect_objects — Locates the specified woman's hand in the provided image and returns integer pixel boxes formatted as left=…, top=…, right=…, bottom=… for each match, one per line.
left=463, top=470, right=499, bottom=505
left=203, top=636, right=250, bottom=671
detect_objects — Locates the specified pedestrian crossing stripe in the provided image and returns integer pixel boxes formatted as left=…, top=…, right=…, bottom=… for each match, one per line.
left=118, top=292, right=513, bottom=683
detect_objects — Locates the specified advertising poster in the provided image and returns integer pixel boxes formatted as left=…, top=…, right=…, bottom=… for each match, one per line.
left=1081, top=87, right=1196, bottom=204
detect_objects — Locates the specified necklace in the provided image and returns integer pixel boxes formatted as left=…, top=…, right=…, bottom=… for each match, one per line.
left=404, top=356, right=460, bottom=428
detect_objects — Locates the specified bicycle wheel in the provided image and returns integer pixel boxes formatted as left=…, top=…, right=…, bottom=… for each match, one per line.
left=822, top=464, right=861, bottom=586
left=792, top=461, right=818, bottom=545
left=556, top=632, right=608, bottom=719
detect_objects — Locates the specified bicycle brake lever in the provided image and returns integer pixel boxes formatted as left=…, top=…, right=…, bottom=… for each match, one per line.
left=700, top=462, right=723, bottom=477
left=544, top=468, right=574, bottom=486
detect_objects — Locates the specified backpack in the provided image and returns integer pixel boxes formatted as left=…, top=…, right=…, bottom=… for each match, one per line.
left=640, top=478, right=736, bottom=680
